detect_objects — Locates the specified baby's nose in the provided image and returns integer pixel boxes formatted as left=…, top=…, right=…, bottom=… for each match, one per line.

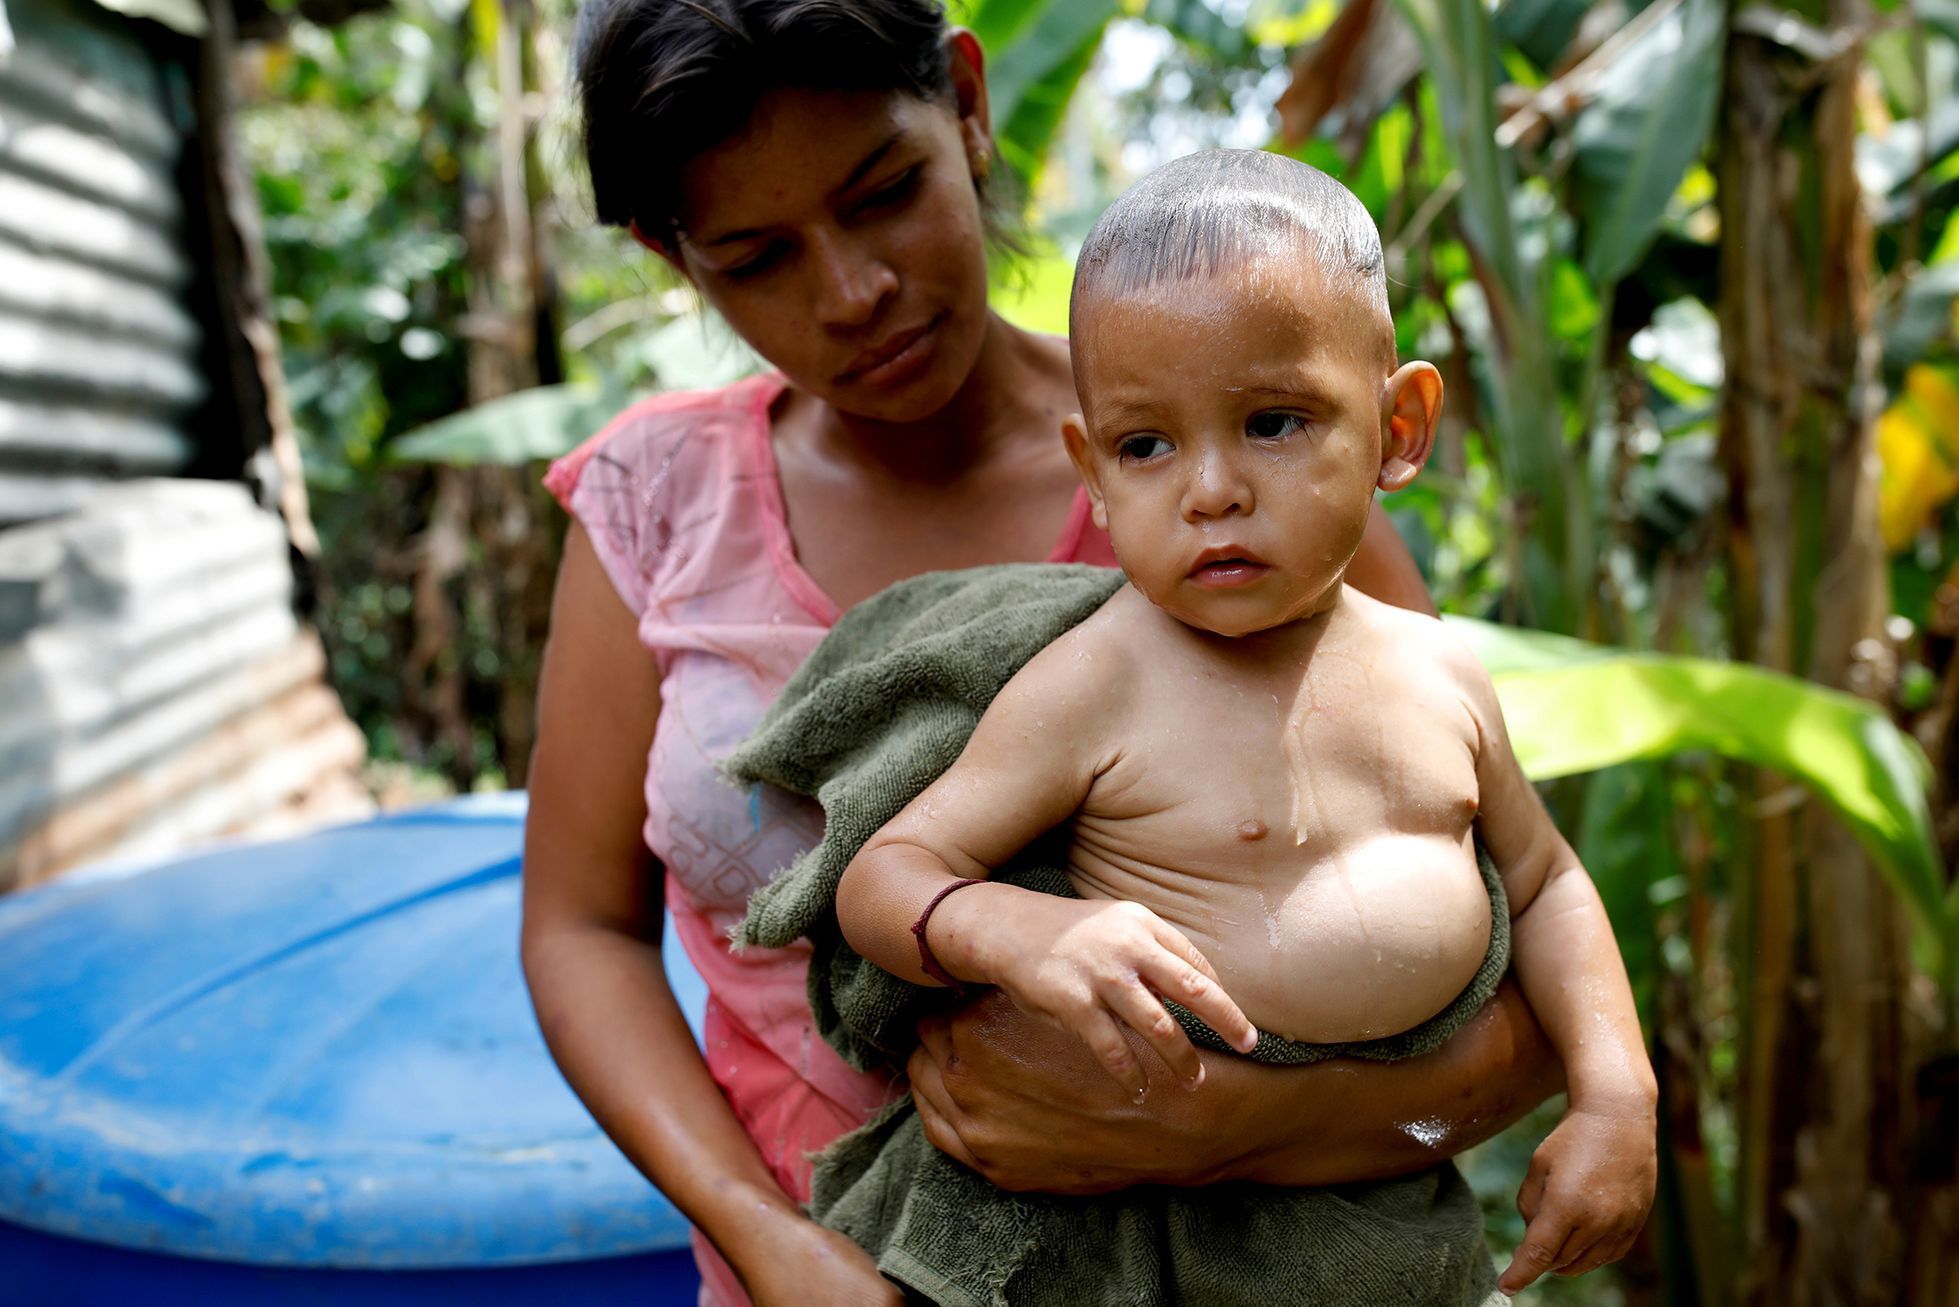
left=1181, top=455, right=1253, bottom=520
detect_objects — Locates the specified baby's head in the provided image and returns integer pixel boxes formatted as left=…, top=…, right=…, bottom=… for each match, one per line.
left=1062, top=149, right=1442, bottom=638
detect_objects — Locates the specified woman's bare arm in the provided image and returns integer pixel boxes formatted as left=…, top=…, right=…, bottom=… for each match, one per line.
left=521, top=524, right=898, bottom=1305
left=1348, top=501, right=1437, bottom=617
left=907, top=979, right=1561, bottom=1194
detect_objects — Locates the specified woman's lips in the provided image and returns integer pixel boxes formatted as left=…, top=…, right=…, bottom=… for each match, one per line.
left=837, top=314, right=943, bottom=387
left=1188, top=558, right=1271, bottom=588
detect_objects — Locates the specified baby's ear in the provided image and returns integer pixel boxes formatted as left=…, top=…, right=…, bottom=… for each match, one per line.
left=1379, top=362, right=1443, bottom=492
left=1060, top=414, right=1109, bottom=531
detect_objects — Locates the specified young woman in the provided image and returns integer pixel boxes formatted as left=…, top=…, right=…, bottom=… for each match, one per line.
left=520, top=3, right=1563, bottom=1303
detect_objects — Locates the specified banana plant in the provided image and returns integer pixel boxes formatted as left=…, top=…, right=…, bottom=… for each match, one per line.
left=1461, top=617, right=1952, bottom=999
left=1384, top=0, right=1725, bottom=636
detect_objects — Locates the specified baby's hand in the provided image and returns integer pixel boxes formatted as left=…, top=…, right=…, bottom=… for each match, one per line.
left=1499, top=1104, right=1657, bottom=1295
left=984, top=897, right=1258, bottom=1097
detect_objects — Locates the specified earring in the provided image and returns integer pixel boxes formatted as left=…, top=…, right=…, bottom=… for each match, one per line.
left=972, top=146, right=992, bottom=181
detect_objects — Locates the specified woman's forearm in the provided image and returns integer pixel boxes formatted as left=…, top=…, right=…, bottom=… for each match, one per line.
left=908, top=978, right=1561, bottom=1194
left=520, top=923, right=806, bottom=1268
left=1217, top=979, right=1564, bottom=1186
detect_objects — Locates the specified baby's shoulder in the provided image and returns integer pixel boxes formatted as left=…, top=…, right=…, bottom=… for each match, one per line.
left=1342, top=590, right=1493, bottom=699
left=993, top=584, right=1146, bottom=715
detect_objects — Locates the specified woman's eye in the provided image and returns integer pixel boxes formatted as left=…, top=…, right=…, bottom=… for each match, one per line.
left=723, top=244, right=786, bottom=280
left=856, top=167, right=922, bottom=215
left=1246, top=411, right=1307, bottom=440
left=1119, top=435, right=1172, bottom=461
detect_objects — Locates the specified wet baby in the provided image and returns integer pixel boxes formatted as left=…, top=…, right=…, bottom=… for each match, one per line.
left=835, top=149, right=1657, bottom=1294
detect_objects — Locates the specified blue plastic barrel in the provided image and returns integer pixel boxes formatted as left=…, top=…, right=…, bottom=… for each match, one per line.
left=0, top=795, right=707, bottom=1305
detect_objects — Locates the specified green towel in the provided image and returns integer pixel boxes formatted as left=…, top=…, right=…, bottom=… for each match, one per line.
left=728, top=563, right=1507, bottom=1307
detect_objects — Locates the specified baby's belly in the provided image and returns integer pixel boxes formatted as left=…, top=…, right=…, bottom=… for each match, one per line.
left=1082, top=834, right=1493, bottom=1045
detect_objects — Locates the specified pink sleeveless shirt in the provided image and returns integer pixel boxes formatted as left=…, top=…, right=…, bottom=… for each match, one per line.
left=544, top=373, right=1116, bottom=1304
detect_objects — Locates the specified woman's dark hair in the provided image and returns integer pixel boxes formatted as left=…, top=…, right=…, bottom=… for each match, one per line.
left=576, top=0, right=963, bottom=245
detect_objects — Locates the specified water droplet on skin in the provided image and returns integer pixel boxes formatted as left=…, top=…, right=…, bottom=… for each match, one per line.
left=1254, top=888, right=1283, bottom=951
left=1398, top=1117, right=1449, bottom=1148
left=1133, top=1086, right=1148, bottom=1106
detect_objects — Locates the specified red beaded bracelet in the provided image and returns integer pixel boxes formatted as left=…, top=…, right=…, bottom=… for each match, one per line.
left=910, top=878, right=988, bottom=993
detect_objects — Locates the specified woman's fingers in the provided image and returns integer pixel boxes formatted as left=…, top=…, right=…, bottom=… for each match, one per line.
left=908, top=1052, right=983, bottom=1172
left=1104, top=980, right=1204, bottom=1087
left=1075, top=1005, right=1151, bottom=1099
left=1139, top=937, right=1258, bottom=1055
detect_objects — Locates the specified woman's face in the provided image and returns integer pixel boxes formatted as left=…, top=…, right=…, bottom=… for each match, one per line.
left=669, top=76, right=994, bottom=425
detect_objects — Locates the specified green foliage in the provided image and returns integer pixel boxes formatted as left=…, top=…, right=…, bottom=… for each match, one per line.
left=1460, top=618, right=1949, bottom=975
left=959, top=0, right=1120, bottom=187
left=241, top=0, right=478, bottom=479
left=1568, top=0, right=1726, bottom=285
left=388, top=384, right=625, bottom=466
left=1396, top=0, right=1594, bottom=635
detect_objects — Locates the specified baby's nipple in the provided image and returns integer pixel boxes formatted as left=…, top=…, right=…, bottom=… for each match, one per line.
left=1234, top=819, right=1268, bottom=842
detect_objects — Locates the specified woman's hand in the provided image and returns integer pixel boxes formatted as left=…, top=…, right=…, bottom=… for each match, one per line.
left=735, top=1214, right=905, bottom=1307
left=907, top=978, right=1562, bottom=1194
left=906, top=987, right=1240, bottom=1194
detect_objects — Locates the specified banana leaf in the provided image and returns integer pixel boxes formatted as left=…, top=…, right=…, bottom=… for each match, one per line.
left=1453, top=616, right=1951, bottom=984
left=1569, top=0, right=1726, bottom=286
left=964, top=0, right=1118, bottom=187
left=387, top=385, right=626, bottom=467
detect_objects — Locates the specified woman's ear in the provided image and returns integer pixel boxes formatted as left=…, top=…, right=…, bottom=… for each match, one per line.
left=944, top=28, right=994, bottom=177
left=1378, top=361, right=1442, bottom=492
left=1061, top=414, right=1108, bottom=531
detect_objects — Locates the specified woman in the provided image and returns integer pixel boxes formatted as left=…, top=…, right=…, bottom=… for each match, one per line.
left=520, top=2, right=1562, bottom=1303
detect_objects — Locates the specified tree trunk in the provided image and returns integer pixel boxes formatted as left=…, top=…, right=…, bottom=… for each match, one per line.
left=437, top=0, right=561, bottom=790
left=1715, top=1, right=1931, bottom=1300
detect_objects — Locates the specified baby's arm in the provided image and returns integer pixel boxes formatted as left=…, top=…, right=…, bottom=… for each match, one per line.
left=836, top=632, right=1257, bottom=1096
left=1447, top=640, right=1658, bottom=1293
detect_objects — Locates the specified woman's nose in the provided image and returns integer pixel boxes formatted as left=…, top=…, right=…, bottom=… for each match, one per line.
left=1182, top=448, right=1254, bottom=521
left=808, top=228, right=897, bottom=330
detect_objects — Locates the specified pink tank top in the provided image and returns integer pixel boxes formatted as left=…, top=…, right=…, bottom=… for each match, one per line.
left=545, top=372, right=1116, bottom=1304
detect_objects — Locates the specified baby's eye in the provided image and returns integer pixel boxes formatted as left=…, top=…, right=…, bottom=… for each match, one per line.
left=1118, top=434, right=1172, bottom=462
left=1246, top=411, right=1307, bottom=440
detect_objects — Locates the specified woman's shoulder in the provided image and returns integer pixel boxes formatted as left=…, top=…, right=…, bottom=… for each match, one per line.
left=544, top=372, right=781, bottom=511
left=543, top=372, right=782, bottom=616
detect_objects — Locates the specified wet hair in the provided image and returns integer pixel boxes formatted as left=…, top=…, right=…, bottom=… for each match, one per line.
left=575, top=0, right=967, bottom=245
left=1071, top=149, right=1391, bottom=355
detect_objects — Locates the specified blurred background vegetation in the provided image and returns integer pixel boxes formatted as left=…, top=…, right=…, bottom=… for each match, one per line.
left=234, top=0, right=1959, bottom=1299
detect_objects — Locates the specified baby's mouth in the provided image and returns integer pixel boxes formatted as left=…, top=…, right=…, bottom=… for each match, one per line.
left=1188, top=555, right=1272, bottom=588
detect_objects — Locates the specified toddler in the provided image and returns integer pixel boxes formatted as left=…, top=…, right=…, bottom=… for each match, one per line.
left=835, top=148, right=1657, bottom=1296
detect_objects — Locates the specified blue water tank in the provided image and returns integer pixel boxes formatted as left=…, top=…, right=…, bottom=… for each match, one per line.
left=0, top=795, right=707, bottom=1305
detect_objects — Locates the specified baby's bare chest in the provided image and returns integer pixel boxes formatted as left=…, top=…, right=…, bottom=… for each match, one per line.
left=1083, top=662, right=1481, bottom=859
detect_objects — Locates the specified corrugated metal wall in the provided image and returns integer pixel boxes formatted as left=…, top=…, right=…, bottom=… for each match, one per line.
left=0, top=0, right=202, bottom=523
left=0, top=0, right=369, bottom=890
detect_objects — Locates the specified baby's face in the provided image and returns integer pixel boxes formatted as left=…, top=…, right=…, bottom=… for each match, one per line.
left=1066, top=255, right=1420, bottom=638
